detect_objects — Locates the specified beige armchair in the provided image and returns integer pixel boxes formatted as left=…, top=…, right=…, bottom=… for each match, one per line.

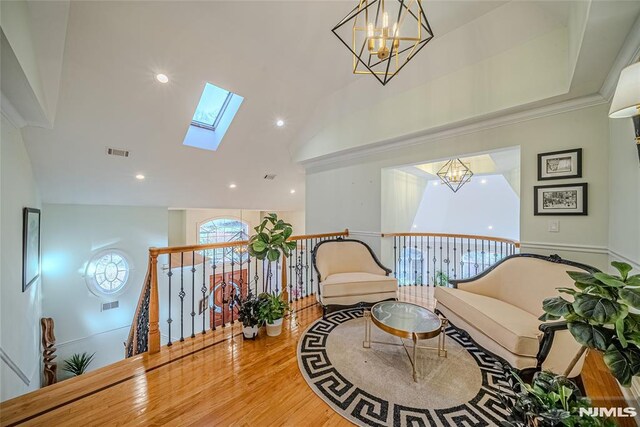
left=435, top=254, right=597, bottom=377
left=313, top=239, right=398, bottom=316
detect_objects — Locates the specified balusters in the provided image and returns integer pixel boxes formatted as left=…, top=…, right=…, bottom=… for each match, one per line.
left=201, top=250, right=206, bottom=335
left=393, top=236, right=398, bottom=279
left=179, top=252, right=185, bottom=342
left=190, top=251, right=196, bottom=339
left=211, top=251, right=217, bottom=331
left=231, top=248, right=235, bottom=324
left=309, top=238, right=315, bottom=296
left=167, top=254, right=173, bottom=346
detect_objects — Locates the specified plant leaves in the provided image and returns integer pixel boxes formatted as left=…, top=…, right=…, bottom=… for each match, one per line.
left=611, top=261, right=633, bottom=281
left=626, top=274, right=640, bottom=287
left=267, top=248, right=280, bottom=262
left=567, top=322, right=612, bottom=351
left=567, top=271, right=599, bottom=286
left=539, top=313, right=561, bottom=321
left=603, top=344, right=640, bottom=387
left=573, top=294, right=627, bottom=324
left=615, top=316, right=627, bottom=348
left=252, top=240, right=267, bottom=252
left=542, top=296, right=573, bottom=317
left=620, top=287, right=640, bottom=309
left=624, top=313, right=640, bottom=332
left=593, top=272, right=626, bottom=288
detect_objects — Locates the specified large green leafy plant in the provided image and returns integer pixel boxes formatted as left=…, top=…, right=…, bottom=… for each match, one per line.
left=540, top=261, right=640, bottom=386
left=247, top=213, right=296, bottom=262
left=500, top=371, right=613, bottom=427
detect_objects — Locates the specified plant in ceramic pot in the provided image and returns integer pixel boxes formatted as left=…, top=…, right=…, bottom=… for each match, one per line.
left=500, top=370, right=614, bottom=427
left=247, top=213, right=297, bottom=293
left=258, top=292, right=290, bottom=337
left=234, top=292, right=261, bottom=339
left=540, top=261, right=640, bottom=386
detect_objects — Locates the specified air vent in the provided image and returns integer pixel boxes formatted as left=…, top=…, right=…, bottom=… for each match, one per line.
left=106, top=148, right=130, bottom=158
left=264, top=174, right=276, bottom=180
left=101, top=301, right=119, bottom=311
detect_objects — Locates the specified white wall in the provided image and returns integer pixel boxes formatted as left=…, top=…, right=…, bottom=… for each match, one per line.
left=608, top=118, right=640, bottom=269
left=381, top=169, right=428, bottom=234
left=306, top=104, right=610, bottom=269
left=413, top=174, right=520, bottom=241
left=0, top=114, right=42, bottom=401
left=41, top=204, right=167, bottom=378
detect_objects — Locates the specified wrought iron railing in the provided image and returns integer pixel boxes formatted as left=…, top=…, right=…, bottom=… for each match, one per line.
left=125, top=230, right=349, bottom=356
left=381, top=232, right=520, bottom=286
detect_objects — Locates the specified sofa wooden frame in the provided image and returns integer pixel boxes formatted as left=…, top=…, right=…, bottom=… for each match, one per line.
left=312, top=238, right=395, bottom=317
left=448, top=253, right=598, bottom=375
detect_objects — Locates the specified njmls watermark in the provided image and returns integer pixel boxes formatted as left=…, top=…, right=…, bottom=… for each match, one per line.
left=579, top=407, right=638, bottom=418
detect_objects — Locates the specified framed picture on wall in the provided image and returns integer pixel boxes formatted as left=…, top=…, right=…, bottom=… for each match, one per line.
left=537, top=148, right=582, bottom=180
left=23, top=207, right=41, bottom=292
left=534, top=183, right=588, bottom=216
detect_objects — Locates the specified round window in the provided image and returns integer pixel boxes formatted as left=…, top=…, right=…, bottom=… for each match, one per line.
left=85, top=249, right=131, bottom=297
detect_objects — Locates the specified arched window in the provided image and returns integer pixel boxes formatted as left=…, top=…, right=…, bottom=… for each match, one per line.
left=199, top=218, right=249, bottom=265
left=85, top=249, right=132, bottom=297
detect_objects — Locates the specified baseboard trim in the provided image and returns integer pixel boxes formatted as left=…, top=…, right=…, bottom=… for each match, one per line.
left=0, top=346, right=30, bottom=386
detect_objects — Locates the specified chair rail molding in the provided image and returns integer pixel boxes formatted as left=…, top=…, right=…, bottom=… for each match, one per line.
left=519, top=241, right=609, bottom=255
left=0, top=346, right=30, bottom=386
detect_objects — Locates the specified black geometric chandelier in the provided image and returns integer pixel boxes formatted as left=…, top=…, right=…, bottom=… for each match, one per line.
left=437, top=159, right=473, bottom=193
left=331, top=0, right=435, bottom=86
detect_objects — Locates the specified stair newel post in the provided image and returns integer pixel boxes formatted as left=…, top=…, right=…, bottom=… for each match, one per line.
left=148, top=249, right=161, bottom=354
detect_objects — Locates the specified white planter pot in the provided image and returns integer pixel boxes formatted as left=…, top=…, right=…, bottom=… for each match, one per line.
left=242, top=325, right=259, bottom=339
left=265, top=318, right=283, bottom=337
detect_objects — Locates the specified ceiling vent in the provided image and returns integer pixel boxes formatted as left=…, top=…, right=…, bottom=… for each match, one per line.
left=101, top=301, right=119, bottom=311
left=264, top=174, right=276, bottom=180
left=106, top=148, right=130, bottom=158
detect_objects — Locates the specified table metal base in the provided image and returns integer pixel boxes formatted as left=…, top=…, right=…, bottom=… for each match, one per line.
left=363, top=310, right=448, bottom=382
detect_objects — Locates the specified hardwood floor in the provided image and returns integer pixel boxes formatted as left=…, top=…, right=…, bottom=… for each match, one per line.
left=0, top=287, right=634, bottom=426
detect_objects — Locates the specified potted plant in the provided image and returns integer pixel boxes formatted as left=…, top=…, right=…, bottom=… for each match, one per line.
left=500, top=370, right=614, bottom=427
left=258, top=292, right=290, bottom=337
left=62, top=352, right=95, bottom=377
left=247, top=213, right=297, bottom=293
left=540, top=261, right=640, bottom=386
left=234, top=292, right=261, bottom=339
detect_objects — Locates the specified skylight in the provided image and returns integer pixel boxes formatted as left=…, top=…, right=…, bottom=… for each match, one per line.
left=192, top=83, right=232, bottom=129
left=183, top=82, right=243, bottom=151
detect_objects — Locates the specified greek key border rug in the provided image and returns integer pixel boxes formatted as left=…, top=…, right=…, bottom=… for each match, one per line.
left=297, top=308, right=515, bottom=427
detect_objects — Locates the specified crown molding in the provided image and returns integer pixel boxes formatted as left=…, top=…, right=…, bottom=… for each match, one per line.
left=1, top=92, right=27, bottom=129
left=0, top=346, right=31, bottom=386
left=599, top=12, right=640, bottom=102
left=300, top=93, right=607, bottom=170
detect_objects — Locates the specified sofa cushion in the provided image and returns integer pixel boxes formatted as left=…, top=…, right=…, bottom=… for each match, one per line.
left=435, top=287, right=541, bottom=357
left=321, top=272, right=398, bottom=298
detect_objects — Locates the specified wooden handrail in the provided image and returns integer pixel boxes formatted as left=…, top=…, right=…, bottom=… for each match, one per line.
left=381, top=232, right=520, bottom=248
left=149, top=229, right=350, bottom=255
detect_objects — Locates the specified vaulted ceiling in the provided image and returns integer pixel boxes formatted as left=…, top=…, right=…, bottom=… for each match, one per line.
left=2, top=1, right=639, bottom=210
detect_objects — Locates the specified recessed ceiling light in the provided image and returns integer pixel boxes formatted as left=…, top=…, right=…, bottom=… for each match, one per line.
left=155, top=73, right=169, bottom=83
left=433, top=181, right=439, bottom=186
left=481, top=179, right=487, bottom=184
left=290, top=189, right=296, bottom=194
left=276, top=119, right=285, bottom=127
left=229, top=183, right=237, bottom=189
left=135, top=174, right=145, bottom=180
left=488, top=225, right=493, bottom=230
left=412, top=224, right=417, bottom=228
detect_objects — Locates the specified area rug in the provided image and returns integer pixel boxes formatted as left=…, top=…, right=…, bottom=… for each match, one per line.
left=297, top=308, right=514, bottom=426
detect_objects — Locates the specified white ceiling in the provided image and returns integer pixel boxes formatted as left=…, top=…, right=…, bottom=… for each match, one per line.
left=8, top=1, right=640, bottom=210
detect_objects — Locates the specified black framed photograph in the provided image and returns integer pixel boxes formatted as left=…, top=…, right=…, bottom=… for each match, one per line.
left=537, top=148, right=582, bottom=180
left=23, top=207, right=41, bottom=292
left=534, top=183, right=588, bottom=216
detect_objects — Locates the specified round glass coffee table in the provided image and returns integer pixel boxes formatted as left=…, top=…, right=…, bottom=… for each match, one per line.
left=363, top=301, right=448, bottom=382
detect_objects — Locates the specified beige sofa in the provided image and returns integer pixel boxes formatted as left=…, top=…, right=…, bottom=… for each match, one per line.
left=435, top=254, right=597, bottom=377
left=313, top=239, right=398, bottom=315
